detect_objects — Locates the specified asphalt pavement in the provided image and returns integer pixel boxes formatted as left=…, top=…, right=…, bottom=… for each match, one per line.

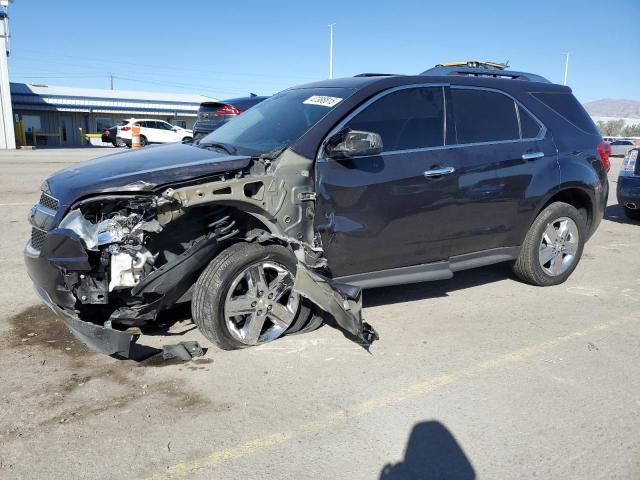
left=0, top=147, right=638, bottom=479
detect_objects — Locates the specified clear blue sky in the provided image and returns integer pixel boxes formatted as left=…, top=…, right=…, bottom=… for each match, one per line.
left=7, top=0, right=640, bottom=102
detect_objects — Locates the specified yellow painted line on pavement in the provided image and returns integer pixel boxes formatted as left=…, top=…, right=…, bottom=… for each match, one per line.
left=146, top=315, right=637, bottom=480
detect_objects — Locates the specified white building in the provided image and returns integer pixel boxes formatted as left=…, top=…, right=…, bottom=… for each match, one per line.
left=10, top=82, right=214, bottom=146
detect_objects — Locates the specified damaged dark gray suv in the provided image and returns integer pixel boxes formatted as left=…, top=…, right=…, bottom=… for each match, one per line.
left=25, top=64, right=610, bottom=358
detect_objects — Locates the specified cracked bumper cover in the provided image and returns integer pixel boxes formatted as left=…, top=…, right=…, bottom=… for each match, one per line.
left=32, top=282, right=135, bottom=358
left=25, top=229, right=137, bottom=358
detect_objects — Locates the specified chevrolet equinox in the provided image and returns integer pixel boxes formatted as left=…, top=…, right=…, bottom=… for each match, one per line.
left=25, top=63, right=610, bottom=358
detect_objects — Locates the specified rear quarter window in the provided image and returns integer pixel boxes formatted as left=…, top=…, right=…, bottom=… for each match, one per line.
left=531, top=92, right=599, bottom=135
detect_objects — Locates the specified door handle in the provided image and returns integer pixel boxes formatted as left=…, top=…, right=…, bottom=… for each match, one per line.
left=522, top=151, right=545, bottom=161
left=424, top=166, right=455, bottom=178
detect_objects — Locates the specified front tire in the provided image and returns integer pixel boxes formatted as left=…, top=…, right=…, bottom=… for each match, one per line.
left=513, top=202, right=585, bottom=286
left=192, top=242, right=311, bottom=350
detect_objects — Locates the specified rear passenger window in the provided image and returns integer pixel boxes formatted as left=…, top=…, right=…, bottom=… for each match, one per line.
left=531, top=92, right=599, bottom=135
left=346, top=87, right=444, bottom=151
left=452, top=89, right=519, bottom=144
left=518, top=105, right=542, bottom=139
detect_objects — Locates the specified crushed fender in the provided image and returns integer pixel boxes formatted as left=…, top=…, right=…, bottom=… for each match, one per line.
left=247, top=230, right=378, bottom=348
left=294, top=263, right=378, bottom=348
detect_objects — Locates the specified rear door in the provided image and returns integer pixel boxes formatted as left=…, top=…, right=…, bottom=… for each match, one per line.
left=446, top=87, right=558, bottom=256
left=146, top=121, right=165, bottom=143
left=315, top=85, right=457, bottom=277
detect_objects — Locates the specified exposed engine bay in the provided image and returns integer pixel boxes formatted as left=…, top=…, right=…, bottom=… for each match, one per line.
left=33, top=150, right=376, bottom=357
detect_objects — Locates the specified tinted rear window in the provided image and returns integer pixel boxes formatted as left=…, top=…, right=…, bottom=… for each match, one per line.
left=230, top=98, right=265, bottom=110
left=452, top=89, right=519, bottom=144
left=531, top=92, right=598, bottom=135
left=199, top=103, right=223, bottom=113
left=346, top=87, right=445, bottom=151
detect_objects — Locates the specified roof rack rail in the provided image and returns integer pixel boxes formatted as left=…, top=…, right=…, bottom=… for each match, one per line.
left=421, top=62, right=550, bottom=83
left=353, top=73, right=400, bottom=77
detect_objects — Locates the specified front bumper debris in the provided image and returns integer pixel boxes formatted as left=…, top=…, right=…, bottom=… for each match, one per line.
left=294, top=263, right=378, bottom=347
left=33, top=283, right=136, bottom=358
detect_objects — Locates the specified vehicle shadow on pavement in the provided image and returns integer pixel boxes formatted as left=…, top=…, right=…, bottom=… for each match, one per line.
left=603, top=204, right=640, bottom=225
left=379, top=420, right=475, bottom=480
left=364, top=262, right=514, bottom=308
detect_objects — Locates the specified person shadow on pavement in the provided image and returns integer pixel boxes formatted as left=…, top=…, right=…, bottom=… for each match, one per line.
left=379, top=421, right=475, bottom=480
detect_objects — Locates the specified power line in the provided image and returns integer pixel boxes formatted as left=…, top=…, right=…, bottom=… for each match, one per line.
left=10, top=55, right=304, bottom=88
left=13, top=49, right=317, bottom=81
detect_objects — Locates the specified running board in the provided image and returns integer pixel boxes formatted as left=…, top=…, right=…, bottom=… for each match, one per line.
left=334, top=247, right=520, bottom=289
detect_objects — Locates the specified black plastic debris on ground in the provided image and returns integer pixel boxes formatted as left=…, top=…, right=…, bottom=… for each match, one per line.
left=162, top=341, right=205, bottom=361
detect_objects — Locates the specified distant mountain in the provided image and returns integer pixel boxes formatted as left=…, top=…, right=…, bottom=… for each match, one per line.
left=583, top=99, right=640, bottom=119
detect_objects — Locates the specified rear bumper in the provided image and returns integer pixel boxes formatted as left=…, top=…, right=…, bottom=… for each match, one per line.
left=617, top=174, right=640, bottom=208
left=193, top=119, right=226, bottom=137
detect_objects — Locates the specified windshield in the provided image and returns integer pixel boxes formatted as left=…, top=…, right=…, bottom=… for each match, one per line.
left=199, top=87, right=356, bottom=156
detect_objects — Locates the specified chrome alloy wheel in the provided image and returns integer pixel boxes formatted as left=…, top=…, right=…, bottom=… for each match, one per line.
left=224, top=261, right=300, bottom=346
left=538, top=216, right=579, bottom=276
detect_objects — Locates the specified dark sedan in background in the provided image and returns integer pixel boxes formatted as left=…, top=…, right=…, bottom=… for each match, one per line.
left=192, top=94, right=268, bottom=141
left=617, top=148, right=640, bottom=220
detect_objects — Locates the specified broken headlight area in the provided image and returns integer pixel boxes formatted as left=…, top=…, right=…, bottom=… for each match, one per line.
left=55, top=196, right=237, bottom=327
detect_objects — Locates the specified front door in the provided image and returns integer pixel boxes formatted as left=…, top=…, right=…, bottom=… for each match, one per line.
left=59, top=115, right=75, bottom=145
left=315, top=86, right=456, bottom=278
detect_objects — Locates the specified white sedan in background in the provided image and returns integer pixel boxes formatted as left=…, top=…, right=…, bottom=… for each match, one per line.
left=609, top=139, right=636, bottom=157
left=118, top=119, right=193, bottom=147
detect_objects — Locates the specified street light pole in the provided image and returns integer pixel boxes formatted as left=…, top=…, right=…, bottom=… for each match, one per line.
left=563, top=52, right=570, bottom=86
left=328, top=23, right=335, bottom=79
left=0, top=0, right=15, bottom=149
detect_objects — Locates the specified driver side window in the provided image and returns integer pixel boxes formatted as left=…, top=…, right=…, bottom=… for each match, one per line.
left=346, top=87, right=445, bottom=152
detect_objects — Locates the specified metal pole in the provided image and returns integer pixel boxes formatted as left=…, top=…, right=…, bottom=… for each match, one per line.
left=109, top=73, right=113, bottom=90
left=0, top=2, right=15, bottom=149
left=328, top=23, right=335, bottom=79
left=563, top=52, right=570, bottom=86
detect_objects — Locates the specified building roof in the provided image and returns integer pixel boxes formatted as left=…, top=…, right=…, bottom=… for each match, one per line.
left=10, top=82, right=216, bottom=116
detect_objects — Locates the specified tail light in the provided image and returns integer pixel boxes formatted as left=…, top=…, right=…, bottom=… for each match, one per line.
left=121, top=126, right=131, bottom=131
left=622, top=149, right=638, bottom=173
left=597, top=140, right=611, bottom=173
left=215, top=104, right=242, bottom=116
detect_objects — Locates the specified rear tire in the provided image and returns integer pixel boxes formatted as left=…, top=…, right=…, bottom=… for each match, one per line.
left=192, top=242, right=311, bottom=350
left=139, top=136, right=148, bottom=147
left=624, top=206, right=640, bottom=221
left=513, top=202, right=585, bottom=286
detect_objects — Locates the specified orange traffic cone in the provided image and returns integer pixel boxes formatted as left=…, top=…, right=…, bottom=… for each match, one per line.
left=132, top=123, right=141, bottom=149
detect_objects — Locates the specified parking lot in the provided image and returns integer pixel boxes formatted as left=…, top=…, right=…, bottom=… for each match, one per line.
left=0, top=147, right=638, bottom=479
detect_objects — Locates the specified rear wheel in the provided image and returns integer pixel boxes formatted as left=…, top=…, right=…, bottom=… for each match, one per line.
left=192, top=242, right=311, bottom=350
left=513, top=202, right=585, bottom=286
left=624, top=206, right=640, bottom=221
left=139, top=136, right=148, bottom=147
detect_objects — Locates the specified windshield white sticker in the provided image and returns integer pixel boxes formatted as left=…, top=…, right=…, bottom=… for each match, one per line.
left=303, top=95, right=343, bottom=107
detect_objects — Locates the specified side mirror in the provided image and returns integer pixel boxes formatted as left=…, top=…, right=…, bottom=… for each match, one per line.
left=325, top=129, right=383, bottom=159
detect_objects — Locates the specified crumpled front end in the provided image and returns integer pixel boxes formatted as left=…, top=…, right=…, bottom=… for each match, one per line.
left=25, top=149, right=377, bottom=359
left=25, top=191, right=236, bottom=358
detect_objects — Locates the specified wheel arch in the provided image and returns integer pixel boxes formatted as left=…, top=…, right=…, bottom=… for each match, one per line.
left=534, top=185, right=594, bottom=234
